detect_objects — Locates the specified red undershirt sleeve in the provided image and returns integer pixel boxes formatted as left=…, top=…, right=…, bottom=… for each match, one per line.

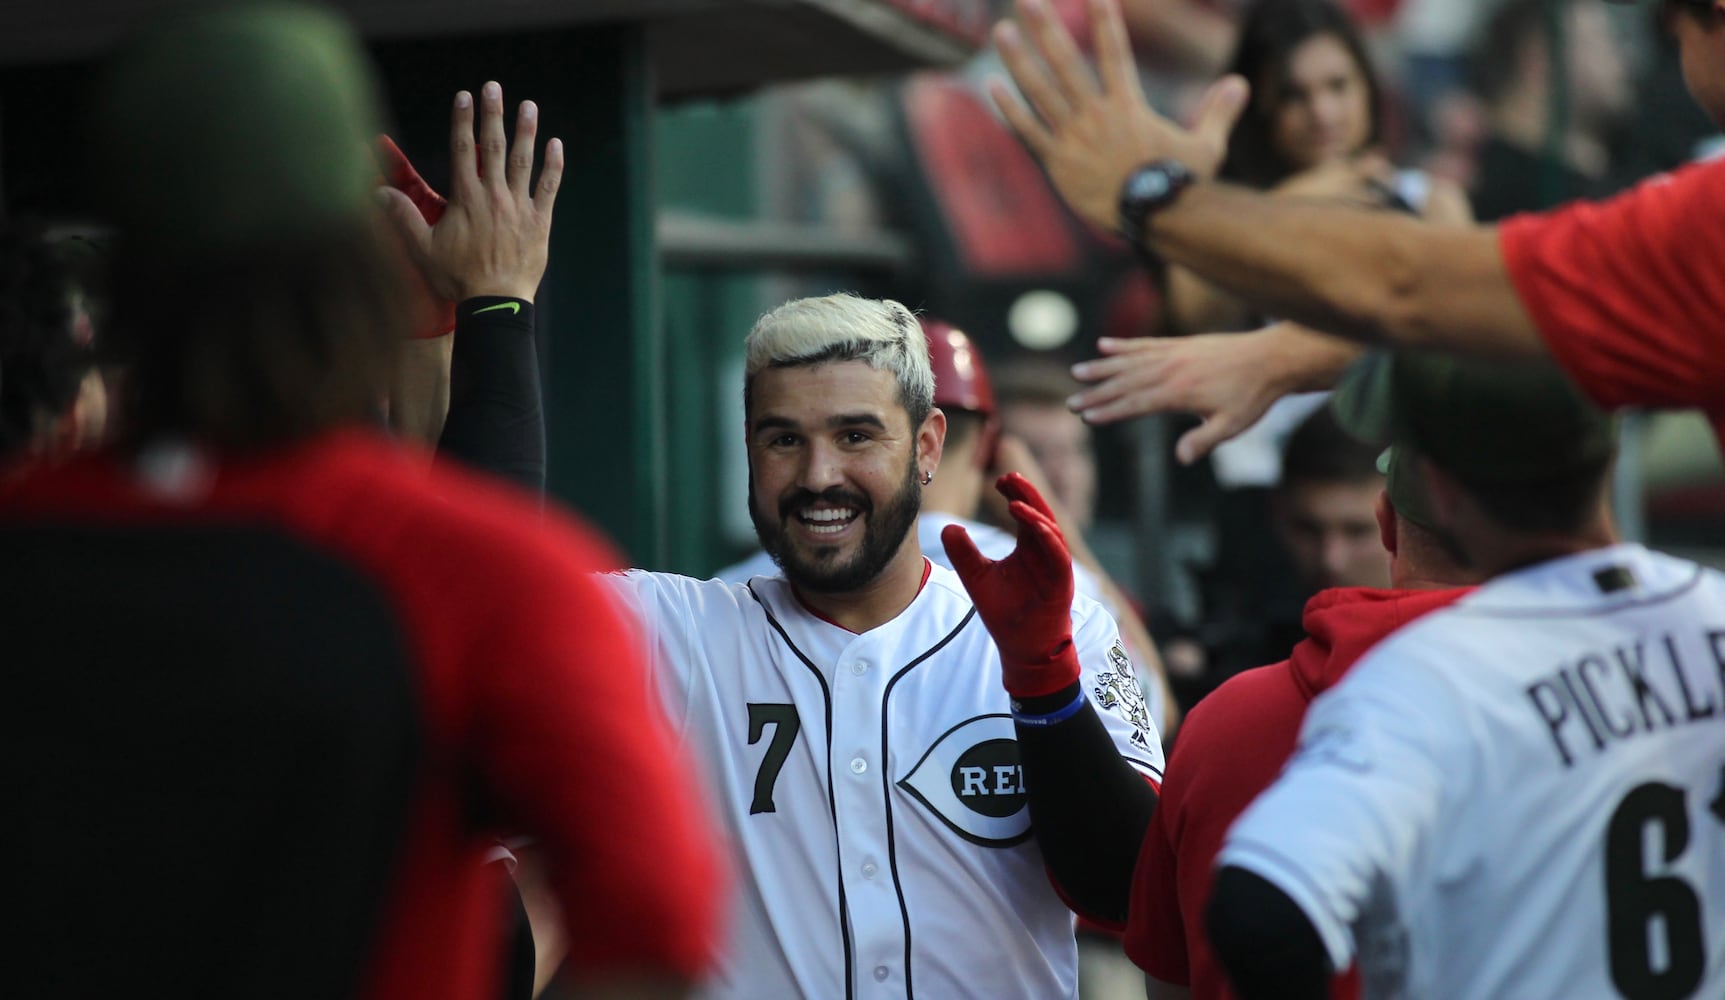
left=1124, top=761, right=1189, bottom=983
left=1498, top=159, right=1725, bottom=417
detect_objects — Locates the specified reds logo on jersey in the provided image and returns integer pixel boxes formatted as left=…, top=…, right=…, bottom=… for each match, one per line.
left=898, top=714, right=1031, bottom=846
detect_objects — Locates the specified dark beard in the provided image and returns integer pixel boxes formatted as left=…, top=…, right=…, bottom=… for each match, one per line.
left=750, top=456, right=922, bottom=595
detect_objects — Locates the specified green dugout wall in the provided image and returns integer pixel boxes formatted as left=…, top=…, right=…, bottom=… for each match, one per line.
left=0, top=0, right=982, bottom=574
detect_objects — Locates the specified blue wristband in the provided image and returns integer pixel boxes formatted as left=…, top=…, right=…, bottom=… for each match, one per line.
left=1011, top=690, right=1087, bottom=727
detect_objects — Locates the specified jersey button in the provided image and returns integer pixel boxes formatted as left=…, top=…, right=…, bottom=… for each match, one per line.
left=849, top=757, right=868, bottom=774
left=861, top=862, right=878, bottom=878
left=851, top=660, right=869, bottom=675
left=873, top=966, right=889, bottom=982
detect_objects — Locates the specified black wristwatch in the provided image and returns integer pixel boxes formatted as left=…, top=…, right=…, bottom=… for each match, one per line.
left=1117, top=160, right=1195, bottom=244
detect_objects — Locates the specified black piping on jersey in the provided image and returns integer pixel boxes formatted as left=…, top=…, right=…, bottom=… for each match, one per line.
left=878, top=606, right=979, bottom=1000
left=748, top=583, right=856, bottom=1000
left=1446, top=563, right=1704, bottom=620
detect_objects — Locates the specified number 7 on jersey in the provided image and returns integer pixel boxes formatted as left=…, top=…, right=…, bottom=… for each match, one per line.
left=747, top=703, right=800, bottom=815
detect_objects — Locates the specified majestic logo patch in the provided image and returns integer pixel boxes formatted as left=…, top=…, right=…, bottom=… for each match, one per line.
left=897, top=714, right=1031, bottom=846
left=1094, top=639, right=1153, bottom=750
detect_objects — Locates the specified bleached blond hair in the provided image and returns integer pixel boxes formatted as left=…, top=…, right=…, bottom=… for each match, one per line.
left=742, top=293, right=934, bottom=426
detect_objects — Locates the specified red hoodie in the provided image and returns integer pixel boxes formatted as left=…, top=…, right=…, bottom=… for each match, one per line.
left=1123, top=586, right=1471, bottom=1000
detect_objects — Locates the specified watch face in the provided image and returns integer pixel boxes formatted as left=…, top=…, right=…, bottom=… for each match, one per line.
left=1130, top=170, right=1172, bottom=202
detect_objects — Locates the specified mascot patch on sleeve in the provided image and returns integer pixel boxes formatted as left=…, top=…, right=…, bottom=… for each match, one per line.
left=1093, top=639, right=1153, bottom=750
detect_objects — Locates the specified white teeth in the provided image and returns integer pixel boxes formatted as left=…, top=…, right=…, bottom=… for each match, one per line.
left=806, top=522, right=847, bottom=535
left=802, top=508, right=857, bottom=523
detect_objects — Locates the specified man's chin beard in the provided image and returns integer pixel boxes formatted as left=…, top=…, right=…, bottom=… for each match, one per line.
left=776, top=543, right=892, bottom=595
left=750, top=469, right=921, bottom=595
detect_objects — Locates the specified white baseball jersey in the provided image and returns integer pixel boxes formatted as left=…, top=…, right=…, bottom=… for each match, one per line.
left=609, top=560, right=1164, bottom=999
left=717, top=512, right=1170, bottom=731
left=1220, top=543, right=1725, bottom=999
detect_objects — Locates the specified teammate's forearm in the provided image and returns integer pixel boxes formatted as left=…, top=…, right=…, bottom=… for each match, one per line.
left=1146, top=185, right=1410, bottom=343
left=1261, top=322, right=1363, bottom=395
left=1015, top=681, right=1157, bottom=925
left=386, top=334, right=455, bottom=452
left=438, top=296, right=547, bottom=495
left=1144, top=185, right=1540, bottom=359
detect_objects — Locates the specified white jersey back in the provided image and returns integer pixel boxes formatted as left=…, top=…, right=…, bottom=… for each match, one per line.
left=1222, top=543, right=1725, bottom=999
left=611, top=562, right=1163, bottom=999
left=716, top=512, right=1169, bottom=730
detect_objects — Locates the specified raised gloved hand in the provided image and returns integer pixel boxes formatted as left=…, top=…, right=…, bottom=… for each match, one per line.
left=375, top=134, right=457, bottom=339
left=942, top=472, right=1080, bottom=699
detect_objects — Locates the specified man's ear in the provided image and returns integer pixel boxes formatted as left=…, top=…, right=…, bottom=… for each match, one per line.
left=920, top=406, right=947, bottom=476
left=1375, top=489, right=1398, bottom=558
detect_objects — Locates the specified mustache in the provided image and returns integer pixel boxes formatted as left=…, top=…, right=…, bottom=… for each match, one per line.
left=780, top=487, right=871, bottom=521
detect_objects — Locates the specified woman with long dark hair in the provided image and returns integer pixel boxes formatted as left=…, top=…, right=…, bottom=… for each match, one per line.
left=1166, top=0, right=1471, bottom=335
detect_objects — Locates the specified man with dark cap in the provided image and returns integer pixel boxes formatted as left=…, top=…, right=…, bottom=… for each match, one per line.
left=1206, top=355, right=1725, bottom=999
left=1126, top=429, right=1480, bottom=1000
left=0, top=5, right=721, bottom=998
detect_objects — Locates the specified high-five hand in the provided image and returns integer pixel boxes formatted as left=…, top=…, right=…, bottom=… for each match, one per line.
left=1068, top=323, right=1361, bottom=464
left=375, top=135, right=457, bottom=339
left=378, top=81, right=562, bottom=303
left=990, top=0, right=1247, bottom=232
left=942, top=473, right=1080, bottom=699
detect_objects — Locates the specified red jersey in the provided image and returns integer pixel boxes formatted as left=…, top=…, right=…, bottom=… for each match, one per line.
left=1123, top=586, right=1469, bottom=1000
left=1499, top=156, right=1725, bottom=450
left=0, top=430, right=723, bottom=998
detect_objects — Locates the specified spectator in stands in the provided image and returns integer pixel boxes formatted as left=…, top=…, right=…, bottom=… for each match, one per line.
left=1468, top=0, right=1636, bottom=221
left=1274, top=406, right=1391, bottom=596
left=1202, top=406, right=1389, bottom=694
left=1166, top=0, right=1471, bottom=336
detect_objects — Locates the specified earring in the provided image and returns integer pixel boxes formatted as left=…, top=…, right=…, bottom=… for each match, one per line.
left=922, top=471, right=933, bottom=485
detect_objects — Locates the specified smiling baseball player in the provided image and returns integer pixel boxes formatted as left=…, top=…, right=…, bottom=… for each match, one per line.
left=1209, top=354, right=1725, bottom=999
left=718, top=315, right=1174, bottom=736
left=608, top=294, right=1163, bottom=999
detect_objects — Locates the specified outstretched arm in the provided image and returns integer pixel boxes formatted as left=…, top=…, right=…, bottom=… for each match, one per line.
left=1142, top=185, right=1539, bottom=356
left=378, top=83, right=559, bottom=492
left=992, top=0, right=1547, bottom=360
left=1069, top=322, right=1360, bottom=464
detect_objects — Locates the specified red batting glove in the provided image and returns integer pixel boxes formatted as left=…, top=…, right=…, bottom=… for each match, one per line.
left=942, top=473, right=1081, bottom=699
left=376, top=135, right=458, bottom=339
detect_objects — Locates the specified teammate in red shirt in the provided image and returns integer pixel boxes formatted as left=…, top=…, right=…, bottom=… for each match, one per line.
left=1124, top=445, right=1475, bottom=998
left=2, top=7, right=722, bottom=998
left=1498, top=158, right=1725, bottom=443
left=986, top=0, right=1725, bottom=452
